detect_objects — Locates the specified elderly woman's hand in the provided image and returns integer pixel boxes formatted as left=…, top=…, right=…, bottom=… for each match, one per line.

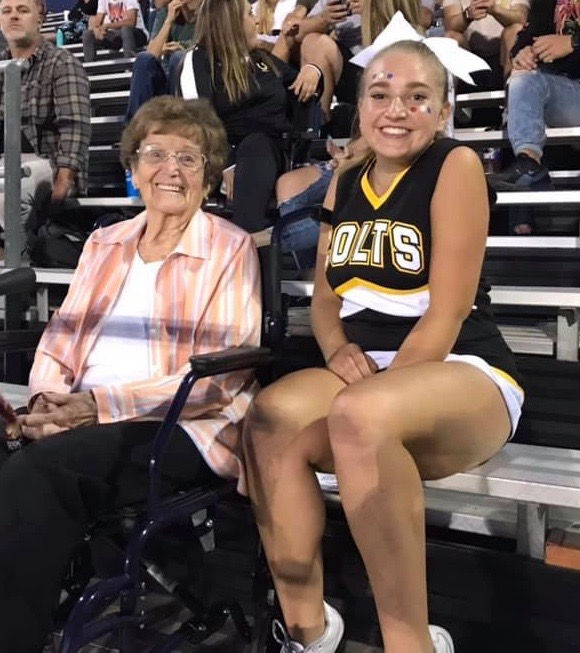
left=19, top=392, right=98, bottom=440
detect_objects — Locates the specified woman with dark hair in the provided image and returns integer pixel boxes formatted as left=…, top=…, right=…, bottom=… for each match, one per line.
left=177, top=0, right=324, bottom=234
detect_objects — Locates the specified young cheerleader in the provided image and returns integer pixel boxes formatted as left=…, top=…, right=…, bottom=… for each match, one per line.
left=243, top=38, right=524, bottom=653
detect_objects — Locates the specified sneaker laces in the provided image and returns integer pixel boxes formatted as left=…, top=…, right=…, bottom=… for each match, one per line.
left=272, top=619, right=303, bottom=652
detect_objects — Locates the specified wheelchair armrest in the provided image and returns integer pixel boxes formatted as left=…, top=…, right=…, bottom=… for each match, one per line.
left=0, top=267, right=36, bottom=295
left=189, top=346, right=272, bottom=377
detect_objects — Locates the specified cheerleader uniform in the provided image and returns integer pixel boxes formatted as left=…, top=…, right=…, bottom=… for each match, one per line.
left=324, top=138, right=524, bottom=434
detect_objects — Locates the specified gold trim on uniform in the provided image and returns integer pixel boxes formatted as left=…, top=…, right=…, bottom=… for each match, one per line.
left=335, top=277, right=429, bottom=297
left=361, top=164, right=410, bottom=210
left=490, top=366, right=524, bottom=394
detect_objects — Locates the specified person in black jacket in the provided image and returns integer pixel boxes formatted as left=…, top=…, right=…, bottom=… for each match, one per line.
left=177, top=0, right=323, bottom=233
left=489, top=0, right=580, bottom=193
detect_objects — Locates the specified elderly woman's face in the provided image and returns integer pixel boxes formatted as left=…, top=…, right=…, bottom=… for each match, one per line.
left=131, top=131, right=206, bottom=218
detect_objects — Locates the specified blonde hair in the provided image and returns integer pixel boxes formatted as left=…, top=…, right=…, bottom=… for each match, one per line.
left=361, top=0, right=423, bottom=47
left=256, top=0, right=277, bottom=35
left=193, top=0, right=252, bottom=104
left=341, top=40, right=449, bottom=175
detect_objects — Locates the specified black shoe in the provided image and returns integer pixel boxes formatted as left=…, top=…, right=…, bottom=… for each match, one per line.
left=488, top=153, right=550, bottom=191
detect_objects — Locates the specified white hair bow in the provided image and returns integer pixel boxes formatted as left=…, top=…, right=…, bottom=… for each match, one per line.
left=350, top=11, right=490, bottom=85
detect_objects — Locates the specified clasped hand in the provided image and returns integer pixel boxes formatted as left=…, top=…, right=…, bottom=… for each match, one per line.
left=327, top=343, right=378, bottom=384
left=512, top=36, right=573, bottom=71
left=18, top=392, right=98, bottom=440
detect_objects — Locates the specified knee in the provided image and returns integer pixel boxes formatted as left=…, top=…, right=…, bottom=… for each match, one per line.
left=134, top=51, right=156, bottom=69
left=327, top=385, right=404, bottom=458
left=508, top=70, right=540, bottom=98
left=243, top=385, right=304, bottom=458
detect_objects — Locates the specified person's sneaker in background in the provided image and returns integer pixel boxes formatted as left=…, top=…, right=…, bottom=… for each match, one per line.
left=488, top=152, right=550, bottom=191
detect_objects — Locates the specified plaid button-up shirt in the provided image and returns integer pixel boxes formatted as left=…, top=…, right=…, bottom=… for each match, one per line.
left=29, top=210, right=262, bottom=491
left=0, top=40, right=91, bottom=194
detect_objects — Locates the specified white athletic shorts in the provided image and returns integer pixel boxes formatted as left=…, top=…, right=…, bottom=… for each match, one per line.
left=365, top=351, right=525, bottom=438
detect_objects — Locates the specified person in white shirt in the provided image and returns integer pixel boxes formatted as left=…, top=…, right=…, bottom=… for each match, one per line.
left=83, top=0, right=149, bottom=61
left=443, top=0, right=529, bottom=78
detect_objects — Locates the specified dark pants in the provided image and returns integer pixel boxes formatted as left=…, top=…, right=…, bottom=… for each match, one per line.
left=232, top=132, right=286, bottom=233
left=0, top=421, right=215, bottom=653
left=125, top=50, right=185, bottom=122
left=82, top=26, right=147, bottom=62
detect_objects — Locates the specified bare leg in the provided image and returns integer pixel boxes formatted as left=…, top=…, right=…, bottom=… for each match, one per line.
left=243, top=368, right=345, bottom=645
left=300, top=33, right=343, bottom=123
left=501, top=23, right=524, bottom=79
left=276, top=165, right=323, bottom=204
left=328, top=362, right=512, bottom=653
left=444, top=30, right=468, bottom=49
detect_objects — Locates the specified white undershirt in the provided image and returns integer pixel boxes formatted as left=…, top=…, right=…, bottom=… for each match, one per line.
left=77, top=254, right=163, bottom=391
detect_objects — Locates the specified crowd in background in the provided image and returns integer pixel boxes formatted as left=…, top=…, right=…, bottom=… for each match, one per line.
left=0, top=0, right=579, bottom=254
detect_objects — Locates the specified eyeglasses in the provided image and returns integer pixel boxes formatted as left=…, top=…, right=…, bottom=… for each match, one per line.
left=136, top=147, right=207, bottom=171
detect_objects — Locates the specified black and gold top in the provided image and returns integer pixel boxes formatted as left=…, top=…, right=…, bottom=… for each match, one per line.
left=323, top=138, right=521, bottom=384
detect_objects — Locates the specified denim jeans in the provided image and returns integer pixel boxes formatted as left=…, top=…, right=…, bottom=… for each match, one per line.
left=277, top=163, right=332, bottom=268
left=507, top=70, right=580, bottom=158
left=125, top=50, right=185, bottom=122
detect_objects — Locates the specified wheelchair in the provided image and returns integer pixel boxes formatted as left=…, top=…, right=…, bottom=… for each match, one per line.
left=51, top=218, right=321, bottom=652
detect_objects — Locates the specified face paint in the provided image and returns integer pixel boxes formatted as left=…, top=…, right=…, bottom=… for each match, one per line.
left=370, top=71, right=394, bottom=81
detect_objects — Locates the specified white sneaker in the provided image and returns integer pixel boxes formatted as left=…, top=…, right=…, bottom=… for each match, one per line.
left=429, top=625, right=454, bottom=653
left=272, top=600, right=345, bottom=652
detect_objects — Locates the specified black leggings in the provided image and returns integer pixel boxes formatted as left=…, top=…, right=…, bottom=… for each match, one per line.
left=232, top=132, right=286, bottom=233
left=0, top=421, right=215, bottom=653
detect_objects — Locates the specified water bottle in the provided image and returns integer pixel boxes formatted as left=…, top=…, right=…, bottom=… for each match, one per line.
left=125, top=170, right=140, bottom=197
left=56, top=28, right=65, bottom=47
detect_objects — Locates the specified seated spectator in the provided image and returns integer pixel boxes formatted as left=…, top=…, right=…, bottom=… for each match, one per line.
left=125, top=0, right=199, bottom=121
left=293, top=0, right=428, bottom=120
left=489, top=0, right=579, bottom=199
left=443, top=0, right=529, bottom=80
left=273, top=3, right=431, bottom=262
left=243, top=39, right=523, bottom=653
left=178, top=0, right=324, bottom=234
left=82, top=0, right=148, bottom=62
left=56, top=0, right=98, bottom=44
left=253, top=0, right=299, bottom=44
left=0, top=96, right=261, bottom=653
left=0, top=0, right=90, bottom=247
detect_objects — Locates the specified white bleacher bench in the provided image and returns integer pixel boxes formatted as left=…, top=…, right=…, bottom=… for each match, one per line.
left=328, top=128, right=580, bottom=151
left=455, top=90, right=505, bottom=108
left=495, top=190, right=580, bottom=206
left=281, top=275, right=580, bottom=362
left=88, top=72, right=132, bottom=92
left=455, top=126, right=580, bottom=147
left=90, top=90, right=129, bottom=106
left=318, top=442, right=580, bottom=560
left=83, top=58, right=136, bottom=74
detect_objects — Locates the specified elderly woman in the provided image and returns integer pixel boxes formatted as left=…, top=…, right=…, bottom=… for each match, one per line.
left=0, top=96, right=261, bottom=653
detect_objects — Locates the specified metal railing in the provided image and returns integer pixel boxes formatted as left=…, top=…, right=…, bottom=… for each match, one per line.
left=1, top=58, right=27, bottom=268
